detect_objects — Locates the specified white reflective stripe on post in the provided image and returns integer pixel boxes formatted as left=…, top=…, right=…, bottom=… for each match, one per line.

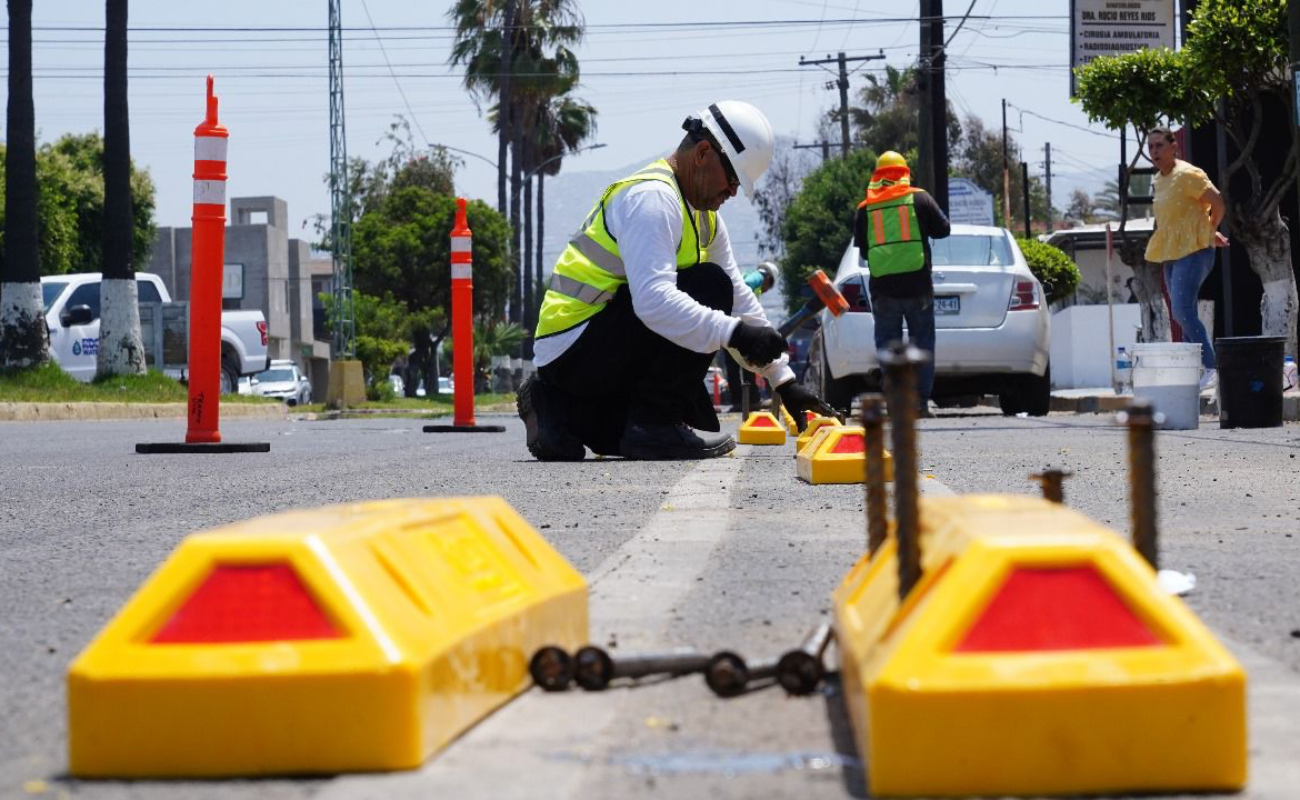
left=194, top=136, right=228, bottom=162
left=193, top=180, right=226, bottom=205
left=452, top=263, right=473, bottom=280
left=451, top=238, right=472, bottom=253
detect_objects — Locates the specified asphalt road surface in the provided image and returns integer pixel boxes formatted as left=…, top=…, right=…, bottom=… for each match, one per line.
left=2, top=409, right=1298, bottom=799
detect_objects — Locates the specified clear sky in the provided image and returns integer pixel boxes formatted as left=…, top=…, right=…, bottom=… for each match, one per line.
left=1, top=1, right=1140, bottom=233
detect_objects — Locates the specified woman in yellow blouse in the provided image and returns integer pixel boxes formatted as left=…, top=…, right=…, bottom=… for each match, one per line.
left=1144, top=126, right=1229, bottom=390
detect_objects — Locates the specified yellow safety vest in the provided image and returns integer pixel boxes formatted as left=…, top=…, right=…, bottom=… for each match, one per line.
left=535, top=159, right=717, bottom=339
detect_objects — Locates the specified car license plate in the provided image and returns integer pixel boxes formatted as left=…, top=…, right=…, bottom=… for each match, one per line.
left=935, top=295, right=960, bottom=315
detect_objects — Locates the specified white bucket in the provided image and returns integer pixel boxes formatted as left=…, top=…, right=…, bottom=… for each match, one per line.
left=1131, top=343, right=1202, bottom=430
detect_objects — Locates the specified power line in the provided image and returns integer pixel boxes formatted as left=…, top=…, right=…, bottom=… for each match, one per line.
left=358, top=0, right=428, bottom=145
left=1006, top=102, right=1119, bottom=139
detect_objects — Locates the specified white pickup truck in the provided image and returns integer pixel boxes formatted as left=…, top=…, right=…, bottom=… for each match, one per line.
left=41, top=272, right=269, bottom=392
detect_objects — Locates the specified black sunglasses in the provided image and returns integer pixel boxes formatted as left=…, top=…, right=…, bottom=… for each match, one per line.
left=712, top=143, right=740, bottom=188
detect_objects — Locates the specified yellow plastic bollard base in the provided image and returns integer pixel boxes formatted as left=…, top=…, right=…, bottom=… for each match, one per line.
left=796, top=426, right=892, bottom=484
left=781, top=407, right=799, bottom=435
left=832, top=494, right=1246, bottom=797
left=738, top=411, right=787, bottom=445
left=326, top=360, right=366, bottom=409
left=794, top=415, right=840, bottom=455
left=68, top=497, right=588, bottom=778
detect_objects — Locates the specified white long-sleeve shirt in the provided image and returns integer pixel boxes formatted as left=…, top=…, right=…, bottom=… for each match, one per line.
left=534, top=178, right=796, bottom=387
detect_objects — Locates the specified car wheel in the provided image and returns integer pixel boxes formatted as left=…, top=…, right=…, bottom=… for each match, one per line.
left=813, top=335, right=856, bottom=413
left=220, top=361, right=238, bottom=395
left=998, top=376, right=1023, bottom=416
left=1021, top=363, right=1051, bottom=417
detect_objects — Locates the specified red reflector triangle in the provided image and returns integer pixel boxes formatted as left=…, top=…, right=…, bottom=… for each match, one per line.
left=829, top=433, right=864, bottom=454
left=805, top=410, right=818, bottom=422
left=152, top=564, right=342, bottom=644
left=749, top=415, right=777, bottom=428
left=955, top=567, right=1159, bottom=652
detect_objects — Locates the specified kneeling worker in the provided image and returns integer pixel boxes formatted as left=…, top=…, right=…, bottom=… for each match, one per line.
left=520, top=100, right=835, bottom=461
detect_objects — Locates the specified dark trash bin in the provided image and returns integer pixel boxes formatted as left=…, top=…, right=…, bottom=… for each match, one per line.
left=1215, top=336, right=1286, bottom=429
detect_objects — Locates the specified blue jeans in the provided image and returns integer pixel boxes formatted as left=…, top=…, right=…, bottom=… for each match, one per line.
left=1163, top=248, right=1216, bottom=370
left=872, top=294, right=936, bottom=402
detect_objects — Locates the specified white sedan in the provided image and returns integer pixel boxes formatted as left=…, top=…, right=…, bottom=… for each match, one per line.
left=802, top=225, right=1051, bottom=416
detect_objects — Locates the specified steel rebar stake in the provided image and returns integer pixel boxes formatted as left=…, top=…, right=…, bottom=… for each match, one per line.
left=881, top=342, right=927, bottom=599
left=1030, top=468, right=1072, bottom=504
left=1121, top=401, right=1159, bottom=569
left=705, top=651, right=780, bottom=698
left=573, top=646, right=711, bottom=691
left=529, top=645, right=575, bottom=692
left=861, top=393, right=889, bottom=555
left=776, top=622, right=835, bottom=696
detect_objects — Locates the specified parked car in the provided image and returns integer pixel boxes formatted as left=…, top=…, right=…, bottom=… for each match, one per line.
left=39, top=272, right=269, bottom=392
left=387, top=372, right=405, bottom=396
left=252, top=359, right=312, bottom=406
left=802, top=225, right=1051, bottom=416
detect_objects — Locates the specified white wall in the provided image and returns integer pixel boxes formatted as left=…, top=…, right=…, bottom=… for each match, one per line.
left=1051, top=304, right=1142, bottom=389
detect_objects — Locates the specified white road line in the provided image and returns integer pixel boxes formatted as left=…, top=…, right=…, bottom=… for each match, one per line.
left=315, top=448, right=751, bottom=800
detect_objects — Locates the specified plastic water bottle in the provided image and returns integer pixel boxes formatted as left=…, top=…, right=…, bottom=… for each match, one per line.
left=1284, top=355, right=1298, bottom=392
left=1115, top=346, right=1133, bottom=394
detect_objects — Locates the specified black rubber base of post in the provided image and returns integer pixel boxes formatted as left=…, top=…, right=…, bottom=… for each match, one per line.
left=136, top=442, right=271, bottom=454
left=422, top=424, right=506, bottom=433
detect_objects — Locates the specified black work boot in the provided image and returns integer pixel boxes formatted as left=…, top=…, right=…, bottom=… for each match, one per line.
left=517, top=376, right=585, bottom=461
left=619, top=421, right=736, bottom=460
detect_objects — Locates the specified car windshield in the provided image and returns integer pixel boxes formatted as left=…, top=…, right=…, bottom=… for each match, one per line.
left=930, top=234, right=1013, bottom=267
left=42, top=281, right=69, bottom=312
left=259, top=368, right=295, bottom=382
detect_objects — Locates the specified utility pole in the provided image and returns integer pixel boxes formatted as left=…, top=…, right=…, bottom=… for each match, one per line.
left=327, top=0, right=354, bottom=359
left=799, top=51, right=885, bottom=157
left=1043, top=142, right=1053, bottom=232
left=498, top=0, right=515, bottom=216
left=1001, top=98, right=1011, bottom=227
left=917, top=0, right=948, bottom=212
left=1021, top=161, right=1031, bottom=239
left=794, top=141, right=832, bottom=163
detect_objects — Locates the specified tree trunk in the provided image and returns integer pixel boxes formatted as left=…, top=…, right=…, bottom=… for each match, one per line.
left=497, top=0, right=516, bottom=216
left=1237, top=208, right=1299, bottom=358
left=1, top=0, right=48, bottom=368
left=1126, top=260, right=1172, bottom=344
left=510, top=102, right=524, bottom=327
left=536, top=171, right=546, bottom=318
left=97, top=0, right=146, bottom=378
left=522, top=151, right=534, bottom=356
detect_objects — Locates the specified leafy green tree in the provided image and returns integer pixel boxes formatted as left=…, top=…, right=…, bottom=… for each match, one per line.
left=1017, top=238, right=1081, bottom=304
left=778, top=147, right=878, bottom=314
left=441, top=317, right=526, bottom=391
left=847, top=65, right=961, bottom=159
left=351, top=188, right=510, bottom=396
left=951, top=115, right=1050, bottom=232
left=1076, top=0, right=1298, bottom=356
left=0, top=0, right=46, bottom=368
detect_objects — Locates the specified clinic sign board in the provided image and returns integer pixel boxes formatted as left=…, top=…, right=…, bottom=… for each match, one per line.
left=948, top=178, right=994, bottom=226
left=1070, top=0, right=1175, bottom=96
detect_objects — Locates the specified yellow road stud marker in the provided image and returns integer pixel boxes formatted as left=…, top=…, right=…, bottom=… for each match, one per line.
left=738, top=411, right=786, bottom=445
left=832, top=494, right=1246, bottom=797
left=796, top=426, right=893, bottom=484
left=794, top=415, right=840, bottom=454
left=68, top=497, right=588, bottom=778
left=781, top=407, right=799, bottom=435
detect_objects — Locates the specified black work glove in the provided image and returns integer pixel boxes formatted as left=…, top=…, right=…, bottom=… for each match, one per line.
left=775, top=380, right=840, bottom=431
left=728, top=322, right=787, bottom=367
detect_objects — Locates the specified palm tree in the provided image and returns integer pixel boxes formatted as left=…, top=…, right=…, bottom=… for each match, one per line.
left=448, top=0, right=583, bottom=326
left=529, top=94, right=597, bottom=322
left=97, top=0, right=146, bottom=377
left=0, top=0, right=49, bottom=368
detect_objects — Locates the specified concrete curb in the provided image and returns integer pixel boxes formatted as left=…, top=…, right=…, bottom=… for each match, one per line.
left=0, top=401, right=287, bottom=423
left=1049, top=391, right=1299, bottom=421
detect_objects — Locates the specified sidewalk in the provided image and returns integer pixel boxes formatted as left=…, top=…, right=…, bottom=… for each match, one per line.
left=1049, top=387, right=1300, bottom=421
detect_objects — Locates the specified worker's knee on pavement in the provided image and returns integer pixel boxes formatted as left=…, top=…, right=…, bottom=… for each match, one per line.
left=677, top=262, right=733, bottom=314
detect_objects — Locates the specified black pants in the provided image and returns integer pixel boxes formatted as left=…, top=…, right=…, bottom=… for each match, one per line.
left=538, top=262, right=733, bottom=455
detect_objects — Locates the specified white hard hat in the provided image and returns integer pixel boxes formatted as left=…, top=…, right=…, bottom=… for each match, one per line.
left=695, top=100, right=774, bottom=197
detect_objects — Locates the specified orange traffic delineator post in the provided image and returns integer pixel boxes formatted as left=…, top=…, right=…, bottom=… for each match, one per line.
left=425, top=198, right=504, bottom=434
left=67, top=497, right=587, bottom=777
left=796, top=426, right=892, bottom=484
left=138, top=76, right=268, bottom=455
left=831, top=348, right=1246, bottom=797
left=737, top=411, right=786, bottom=445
